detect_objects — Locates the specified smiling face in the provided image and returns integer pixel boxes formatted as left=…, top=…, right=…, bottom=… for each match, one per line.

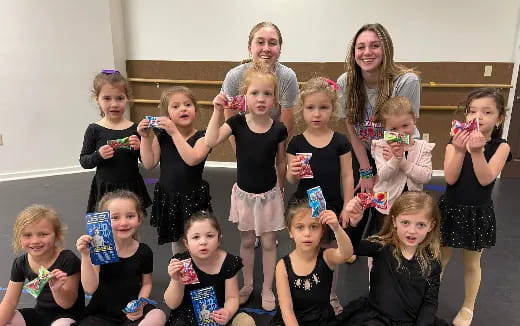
left=288, top=208, right=324, bottom=251
left=96, top=84, right=128, bottom=120
left=384, top=113, right=416, bottom=137
left=184, top=220, right=221, bottom=259
left=21, top=218, right=57, bottom=258
left=248, top=27, right=281, bottom=68
left=167, top=92, right=196, bottom=128
left=393, top=209, right=433, bottom=253
left=107, top=198, right=141, bottom=241
left=466, top=97, right=502, bottom=137
left=302, top=91, right=334, bottom=130
left=354, top=30, right=383, bottom=74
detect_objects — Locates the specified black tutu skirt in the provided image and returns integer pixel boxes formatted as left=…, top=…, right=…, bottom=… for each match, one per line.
left=271, top=304, right=338, bottom=326
left=338, top=297, right=448, bottom=326
left=439, top=195, right=496, bottom=251
left=150, top=180, right=212, bottom=245
left=86, top=175, right=152, bottom=213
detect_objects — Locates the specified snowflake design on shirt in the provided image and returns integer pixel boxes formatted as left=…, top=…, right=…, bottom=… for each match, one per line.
left=294, top=273, right=320, bottom=291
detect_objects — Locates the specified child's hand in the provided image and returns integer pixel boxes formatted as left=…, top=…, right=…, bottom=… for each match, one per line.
left=467, top=131, right=486, bottom=153
left=167, top=258, right=183, bottom=281
left=129, top=135, right=141, bottom=150
left=211, top=308, right=232, bottom=325
left=344, top=197, right=364, bottom=227
left=319, top=210, right=340, bottom=231
left=157, top=117, right=178, bottom=136
left=98, top=145, right=114, bottom=159
left=126, top=306, right=144, bottom=321
left=288, top=156, right=302, bottom=179
left=451, top=130, right=470, bottom=153
left=339, top=208, right=349, bottom=228
left=49, top=269, right=68, bottom=291
left=137, top=118, right=152, bottom=137
left=212, top=92, right=228, bottom=112
left=389, top=142, right=404, bottom=159
left=355, top=177, right=375, bottom=194
left=382, top=145, right=393, bottom=161
left=76, top=235, right=93, bottom=257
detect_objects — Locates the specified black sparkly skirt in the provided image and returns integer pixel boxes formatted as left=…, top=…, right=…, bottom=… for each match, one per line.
left=150, top=181, right=212, bottom=245
left=86, top=175, right=152, bottom=213
left=439, top=195, right=496, bottom=251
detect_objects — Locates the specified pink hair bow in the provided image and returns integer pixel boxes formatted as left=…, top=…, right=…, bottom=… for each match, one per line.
left=323, top=78, right=339, bottom=91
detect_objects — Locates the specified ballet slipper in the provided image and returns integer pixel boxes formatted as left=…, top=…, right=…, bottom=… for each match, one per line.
left=261, top=288, right=276, bottom=311
left=239, top=285, right=254, bottom=305
left=453, top=307, right=473, bottom=326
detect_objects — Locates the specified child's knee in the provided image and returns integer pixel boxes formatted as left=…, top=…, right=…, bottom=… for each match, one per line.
left=231, top=312, right=256, bottom=326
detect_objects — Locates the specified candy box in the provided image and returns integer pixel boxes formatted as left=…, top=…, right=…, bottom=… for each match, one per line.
left=145, top=115, right=160, bottom=128
left=296, top=153, right=313, bottom=179
left=383, top=131, right=410, bottom=144
left=122, top=297, right=158, bottom=313
left=107, top=137, right=131, bottom=150
left=180, top=258, right=200, bottom=285
left=307, top=186, right=326, bottom=218
left=225, top=95, right=246, bottom=112
left=190, top=286, right=219, bottom=325
left=86, top=211, right=119, bottom=265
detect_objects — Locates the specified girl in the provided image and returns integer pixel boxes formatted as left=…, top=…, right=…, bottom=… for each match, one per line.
left=368, top=96, right=435, bottom=235
left=286, top=77, right=354, bottom=315
left=138, top=86, right=212, bottom=253
left=164, top=212, right=255, bottom=326
left=222, top=21, right=299, bottom=143
left=270, top=203, right=354, bottom=326
left=79, top=70, right=151, bottom=213
left=75, top=190, right=166, bottom=325
left=439, top=88, right=511, bottom=326
left=337, top=23, right=420, bottom=248
left=343, top=191, right=448, bottom=326
left=205, top=62, right=287, bottom=311
left=0, top=205, right=84, bottom=326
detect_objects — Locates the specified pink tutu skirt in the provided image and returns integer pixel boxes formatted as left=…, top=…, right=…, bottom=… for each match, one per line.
left=229, top=183, right=285, bottom=235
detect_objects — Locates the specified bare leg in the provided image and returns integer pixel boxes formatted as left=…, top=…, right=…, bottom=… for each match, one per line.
left=453, top=249, right=482, bottom=325
left=440, top=246, right=453, bottom=281
left=260, top=231, right=277, bottom=311
left=138, top=308, right=167, bottom=326
left=239, top=230, right=256, bottom=304
left=50, top=318, right=76, bottom=326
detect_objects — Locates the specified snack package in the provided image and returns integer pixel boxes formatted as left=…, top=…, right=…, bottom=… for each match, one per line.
left=180, top=258, right=200, bottom=285
left=107, top=136, right=131, bottom=150
left=225, top=95, right=246, bottom=112
left=357, top=192, right=388, bottom=210
left=23, top=266, right=53, bottom=298
left=451, top=118, right=479, bottom=135
left=296, top=153, right=313, bottom=179
left=383, top=131, right=410, bottom=144
left=145, top=115, right=160, bottom=128
left=307, top=186, right=326, bottom=218
left=190, top=286, right=219, bottom=326
left=122, top=297, right=158, bottom=313
left=86, top=211, right=119, bottom=265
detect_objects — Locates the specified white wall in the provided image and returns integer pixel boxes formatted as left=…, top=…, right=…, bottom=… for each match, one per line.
left=123, top=0, right=520, bottom=62
left=0, top=0, right=125, bottom=179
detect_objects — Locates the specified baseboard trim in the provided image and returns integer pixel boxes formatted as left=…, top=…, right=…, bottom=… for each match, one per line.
left=0, top=162, right=445, bottom=182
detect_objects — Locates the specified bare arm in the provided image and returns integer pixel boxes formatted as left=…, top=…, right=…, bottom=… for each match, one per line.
left=275, top=260, right=299, bottom=326
left=347, top=121, right=375, bottom=193
left=471, top=142, right=510, bottom=186
left=286, top=153, right=301, bottom=184
left=137, top=118, right=161, bottom=169
left=0, top=281, right=23, bottom=325
left=139, top=273, right=153, bottom=298
left=205, top=93, right=233, bottom=148
left=76, top=235, right=100, bottom=294
left=280, top=107, right=295, bottom=140
left=223, top=275, right=240, bottom=316
left=164, top=259, right=185, bottom=309
left=323, top=213, right=354, bottom=265
left=444, top=131, right=469, bottom=185
left=340, top=152, right=354, bottom=227
left=171, top=134, right=210, bottom=166
left=276, top=140, right=287, bottom=190
left=49, top=270, right=80, bottom=309
left=223, top=103, right=237, bottom=153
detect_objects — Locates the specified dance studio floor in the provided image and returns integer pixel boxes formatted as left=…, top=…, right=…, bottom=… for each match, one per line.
left=1, top=167, right=519, bottom=325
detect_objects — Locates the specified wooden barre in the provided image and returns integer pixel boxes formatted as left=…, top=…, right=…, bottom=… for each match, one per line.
left=130, top=99, right=459, bottom=110
left=129, top=77, right=512, bottom=89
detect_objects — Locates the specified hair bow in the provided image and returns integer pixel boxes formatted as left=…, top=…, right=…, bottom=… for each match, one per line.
left=102, top=69, right=120, bottom=74
left=323, top=78, right=339, bottom=91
